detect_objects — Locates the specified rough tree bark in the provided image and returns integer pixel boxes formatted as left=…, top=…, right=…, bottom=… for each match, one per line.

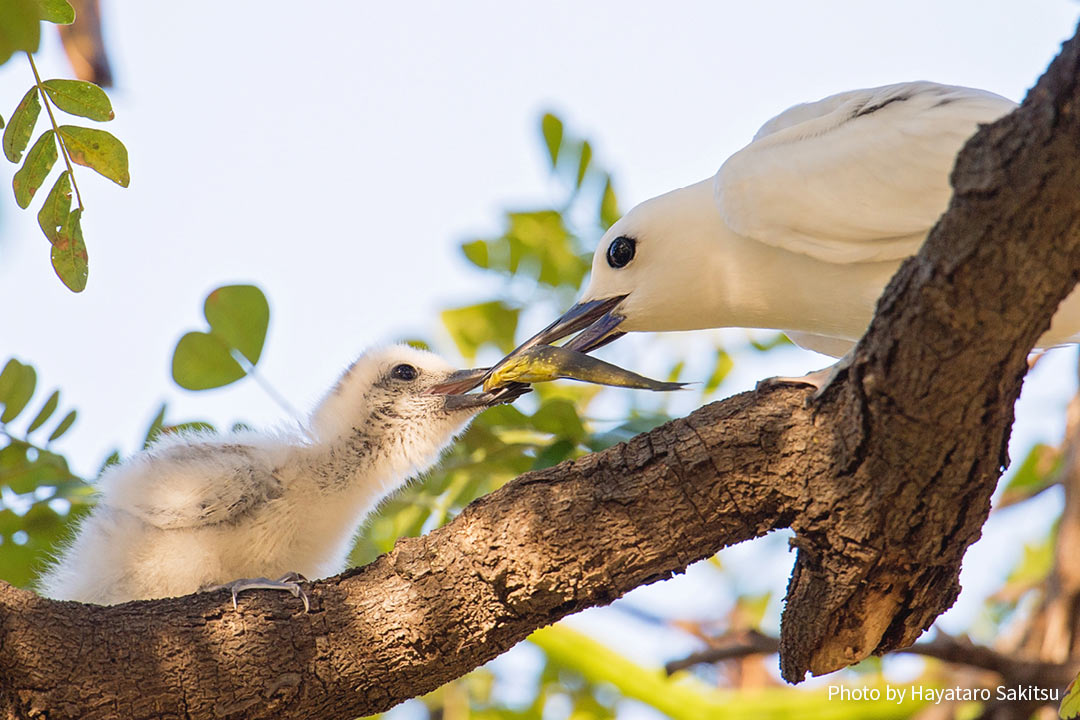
left=3, top=23, right=1080, bottom=720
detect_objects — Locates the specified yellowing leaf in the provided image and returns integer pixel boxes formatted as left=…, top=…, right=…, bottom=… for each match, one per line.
left=600, top=174, right=620, bottom=229
left=43, top=79, right=113, bottom=121
left=51, top=207, right=88, bottom=292
left=541, top=113, right=563, bottom=168
left=4, top=86, right=41, bottom=163
left=1061, top=672, right=1080, bottom=719
left=37, top=170, right=71, bottom=242
left=704, top=349, right=734, bottom=394
left=57, top=125, right=129, bottom=186
left=576, top=140, right=592, bottom=188
left=461, top=239, right=489, bottom=269
left=12, top=129, right=56, bottom=208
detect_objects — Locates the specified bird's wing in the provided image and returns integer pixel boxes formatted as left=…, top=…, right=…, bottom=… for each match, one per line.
left=715, top=82, right=1016, bottom=263
left=98, top=434, right=285, bottom=530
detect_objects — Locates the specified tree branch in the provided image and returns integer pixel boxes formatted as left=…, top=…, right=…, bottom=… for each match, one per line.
left=664, top=631, right=1078, bottom=689
left=4, top=21, right=1080, bottom=720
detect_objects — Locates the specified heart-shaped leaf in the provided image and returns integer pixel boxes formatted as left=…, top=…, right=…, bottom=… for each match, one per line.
left=171, top=285, right=269, bottom=391
left=13, top=129, right=56, bottom=208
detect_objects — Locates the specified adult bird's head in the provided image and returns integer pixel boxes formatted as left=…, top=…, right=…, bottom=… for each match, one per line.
left=492, top=180, right=721, bottom=371
left=427, top=180, right=720, bottom=396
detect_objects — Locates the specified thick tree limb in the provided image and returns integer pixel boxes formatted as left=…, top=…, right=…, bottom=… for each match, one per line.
left=4, top=22, right=1080, bottom=720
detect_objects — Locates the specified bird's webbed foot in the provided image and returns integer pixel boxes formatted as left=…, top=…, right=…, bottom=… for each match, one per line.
left=756, top=351, right=854, bottom=404
left=205, top=571, right=310, bottom=612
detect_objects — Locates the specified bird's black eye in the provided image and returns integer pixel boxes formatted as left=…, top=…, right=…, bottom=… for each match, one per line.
left=391, top=364, right=418, bottom=381
left=606, top=236, right=636, bottom=269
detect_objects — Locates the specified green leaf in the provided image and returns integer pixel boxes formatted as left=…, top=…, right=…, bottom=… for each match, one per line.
left=999, top=442, right=1061, bottom=506
left=35, top=0, right=75, bottom=23
left=541, top=113, right=563, bottom=168
left=0, top=0, right=40, bottom=65
left=1061, top=672, right=1080, bottom=719
left=531, top=399, right=586, bottom=442
left=600, top=174, right=620, bottom=229
left=25, top=389, right=58, bottom=433
left=704, top=349, right=734, bottom=394
left=750, top=332, right=792, bottom=352
left=51, top=207, right=88, bottom=292
left=172, top=334, right=243, bottom=390
left=172, top=285, right=270, bottom=391
left=440, top=301, right=519, bottom=363
left=47, top=409, right=76, bottom=442
left=42, top=79, right=113, bottom=121
left=4, top=86, right=41, bottom=163
left=533, top=439, right=576, bottom=470
left=37, top=170, right=71, bottom=242
left=12, top=129, right=55, bottom=208
left=98, top=449, right=120, bottom=474
left=461, top=239, right=489, bottom=269
left=500, top=210, right=588, bottom=288
left=0, top=359, right=37, bottom=423
left=57, top=125, right=129, bottom=186
left=203, top=285, right=270, bottom=366
left=575, top=140, right=591, bottom=189
left=142, top=403, right=167, bottom=447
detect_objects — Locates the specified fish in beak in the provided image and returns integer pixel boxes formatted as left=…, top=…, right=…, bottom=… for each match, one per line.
left=482, top=345, right=686, bottom=393
left=426, top=295, right=630, bottom=396
left=435, top=377, right=531, bottom=411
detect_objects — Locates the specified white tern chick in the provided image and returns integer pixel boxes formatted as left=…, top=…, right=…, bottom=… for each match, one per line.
left=38, top=346, right=519, bottom=607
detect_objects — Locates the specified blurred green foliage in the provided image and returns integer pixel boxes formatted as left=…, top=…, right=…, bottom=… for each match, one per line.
left=0, top=110, right=1069, bottom=720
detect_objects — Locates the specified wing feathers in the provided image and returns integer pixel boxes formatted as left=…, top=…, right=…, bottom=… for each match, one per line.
left=716, top=82, right=1017, bottom=263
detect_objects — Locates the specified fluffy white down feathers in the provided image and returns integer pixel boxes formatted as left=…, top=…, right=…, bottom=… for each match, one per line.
left=37, top=346, right=484, bottom=605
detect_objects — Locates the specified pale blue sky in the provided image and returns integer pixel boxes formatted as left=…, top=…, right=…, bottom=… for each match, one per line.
left=1, top=1, right=1078, bottom=708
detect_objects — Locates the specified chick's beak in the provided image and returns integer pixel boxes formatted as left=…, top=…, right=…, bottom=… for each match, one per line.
left=432, top=370, right=532, bottom=411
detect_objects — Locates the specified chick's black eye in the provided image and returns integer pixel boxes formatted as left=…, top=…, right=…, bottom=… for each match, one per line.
left=391, top=364, right=418, bottom=381
left=606, top=236, right=636, bottom=269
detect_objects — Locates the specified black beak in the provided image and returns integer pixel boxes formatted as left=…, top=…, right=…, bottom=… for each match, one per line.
left=434, top=372, right=532, bottom=411
left=508, top=295, right=628, bottom=358
left=426, top=295, right=629, bottom=398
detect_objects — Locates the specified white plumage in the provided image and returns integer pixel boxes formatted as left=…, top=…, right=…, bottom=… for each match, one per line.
left=508, top=82, right=1080, bottom=361
left=38, top=346, right=502, bottom=605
